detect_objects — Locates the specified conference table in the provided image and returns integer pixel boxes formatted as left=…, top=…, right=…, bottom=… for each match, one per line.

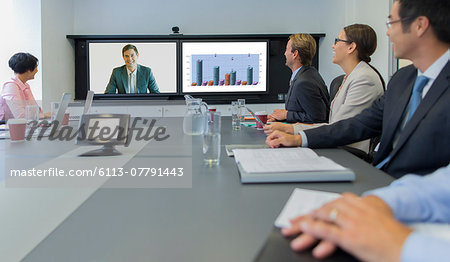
left=2, top=117, right=394, bottom=261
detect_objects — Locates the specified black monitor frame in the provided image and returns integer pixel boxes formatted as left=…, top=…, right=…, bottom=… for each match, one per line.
left=67, top=34, right=325, bottom=104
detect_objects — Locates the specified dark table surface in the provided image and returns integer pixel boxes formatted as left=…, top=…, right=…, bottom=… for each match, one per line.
left=21, top=118, right=394, bottom=262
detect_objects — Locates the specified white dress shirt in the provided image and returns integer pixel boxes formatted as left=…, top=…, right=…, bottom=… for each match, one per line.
left=127, top=68, right=137, bottom=93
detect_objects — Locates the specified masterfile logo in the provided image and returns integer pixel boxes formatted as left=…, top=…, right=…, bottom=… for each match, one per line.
left=26, top=117, right=170, bottom=145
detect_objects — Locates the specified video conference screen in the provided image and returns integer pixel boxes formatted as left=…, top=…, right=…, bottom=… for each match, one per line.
left=88, top=41, right=178, bottom=94
left=182, top=41, right=268, bottom=93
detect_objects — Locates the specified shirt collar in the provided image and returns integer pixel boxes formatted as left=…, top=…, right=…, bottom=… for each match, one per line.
left=127, top=67, right=137, bottom=76
left=290, top=65, right=303, bottom=82
left=418, top=49, right=450, bottom=80
left=12, top=76, right=30, bottom=91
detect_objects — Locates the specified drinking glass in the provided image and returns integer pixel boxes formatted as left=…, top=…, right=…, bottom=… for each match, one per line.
left=231, top=101, right=240, bottom=130
left=203, top=111, right=221, bottom=166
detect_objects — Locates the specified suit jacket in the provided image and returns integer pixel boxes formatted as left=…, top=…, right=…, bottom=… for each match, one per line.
left=294, top=61, right=384, bottom=152
left=304, top=62, right=450, bottom=178
left=104, top=64, right=159, bottom=94
left=285, top=66, right=329, bottom=123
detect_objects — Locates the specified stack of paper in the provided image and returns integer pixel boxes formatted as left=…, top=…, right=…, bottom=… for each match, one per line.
left=225, top=144, right=268, bottom=156
left=275, top=188, right=340, bottom=228
left=233, top=148, right=355, bottom=183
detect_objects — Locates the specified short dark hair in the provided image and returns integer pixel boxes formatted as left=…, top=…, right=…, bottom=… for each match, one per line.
left=397, top=0, right=450, bottom=44
left=344, top=24, right=377, bottom=63
left=122, top=44, right=139, bottom=56
left=289, top=34, right=316, bottom=66
left=8, top=53, right=38, bottom=74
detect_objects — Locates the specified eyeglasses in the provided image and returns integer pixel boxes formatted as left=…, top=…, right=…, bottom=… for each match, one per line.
left=386, top=17, right=412, bottom=28
left=334, top=38, right=352, bottom=45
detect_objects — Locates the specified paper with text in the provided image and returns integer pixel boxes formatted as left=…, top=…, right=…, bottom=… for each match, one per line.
left=233, top=148, right=347, bottom=173
left=275, top=188, right=340, bottom=228
left=226, top=144, right=267, bottom=156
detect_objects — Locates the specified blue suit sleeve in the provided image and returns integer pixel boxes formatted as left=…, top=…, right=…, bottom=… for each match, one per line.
left=304, top=94, right=384, bottom=148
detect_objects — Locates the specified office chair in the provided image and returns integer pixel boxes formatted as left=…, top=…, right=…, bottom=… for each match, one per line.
left=329, top=74, right=345, bottom=102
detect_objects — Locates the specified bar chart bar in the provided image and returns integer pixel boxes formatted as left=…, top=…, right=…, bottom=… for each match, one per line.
left=196, top=59, right=203, bottom=86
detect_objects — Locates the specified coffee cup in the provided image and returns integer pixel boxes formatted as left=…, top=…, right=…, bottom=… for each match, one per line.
left=62, top=113, right=70, bottom=126
left=8, top=118, right=27, bottom=141
left=255, top=111, right=268, bottom=130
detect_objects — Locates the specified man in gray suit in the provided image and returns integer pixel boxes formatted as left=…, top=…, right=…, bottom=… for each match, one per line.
left=268, top=34, right=329, bottom=124
left=267, top=0, right=450, bottom=178
left=105, top=44, right=159, bottom=94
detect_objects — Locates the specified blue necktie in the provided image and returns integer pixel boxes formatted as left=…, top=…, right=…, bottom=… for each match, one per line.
left=407, top=75, right=429, bottom=121
left=376, top=75, right=430, bottom=169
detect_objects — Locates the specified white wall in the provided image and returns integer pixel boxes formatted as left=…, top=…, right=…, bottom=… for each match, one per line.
left=0, top=0, right=42, bottom=101
left=41, top=0, right=391, bottom=99
left=41, top=0, right=74, bottom=111
left=349, top=0, right=391, bottom=82
left=317, top=0, right=390, bottom=84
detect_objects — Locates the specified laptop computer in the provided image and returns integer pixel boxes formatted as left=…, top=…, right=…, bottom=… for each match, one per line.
left=69, top=90, right=94, bottom=121
left=53, top=92, right=72, bottom=125
left=31, top=92, right=71, bottom=137
left=1, top=92, right=72, bottom=139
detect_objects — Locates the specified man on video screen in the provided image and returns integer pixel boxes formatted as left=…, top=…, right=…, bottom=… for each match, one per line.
left=104, top=44, right=160, bottom=94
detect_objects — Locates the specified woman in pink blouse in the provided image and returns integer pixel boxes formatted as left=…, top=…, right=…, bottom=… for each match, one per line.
left=0, top=52, right=44, bottom=120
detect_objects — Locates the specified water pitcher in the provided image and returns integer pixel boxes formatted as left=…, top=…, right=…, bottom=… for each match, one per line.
left=183, top=95, right=209, bottom=135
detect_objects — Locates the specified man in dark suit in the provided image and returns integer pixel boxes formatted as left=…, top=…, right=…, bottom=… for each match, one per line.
left=104, top=44, right=159, bottom=94
left=268, top=34, right=329, bottom=123
left=267, top=0, right=449, bottom=178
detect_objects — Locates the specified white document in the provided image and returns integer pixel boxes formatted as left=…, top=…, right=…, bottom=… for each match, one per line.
left=275, top=188, right=340, bottom=228
left=226, top=144, right=267, bottom=156
left=233, top=148, right=347, bottom=173
left=0, top=131, right=9, bottom=139
left=275, top=188, right=450, bottom=242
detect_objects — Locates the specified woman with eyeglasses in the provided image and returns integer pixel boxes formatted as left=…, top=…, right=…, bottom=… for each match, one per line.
left=264, top=24, right=385, bottom=153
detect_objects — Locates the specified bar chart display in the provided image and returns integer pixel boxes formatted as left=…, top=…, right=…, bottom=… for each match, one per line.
left=192, top=54, right=259, bottom=86
left=182, top=42, right=267, bottom=93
